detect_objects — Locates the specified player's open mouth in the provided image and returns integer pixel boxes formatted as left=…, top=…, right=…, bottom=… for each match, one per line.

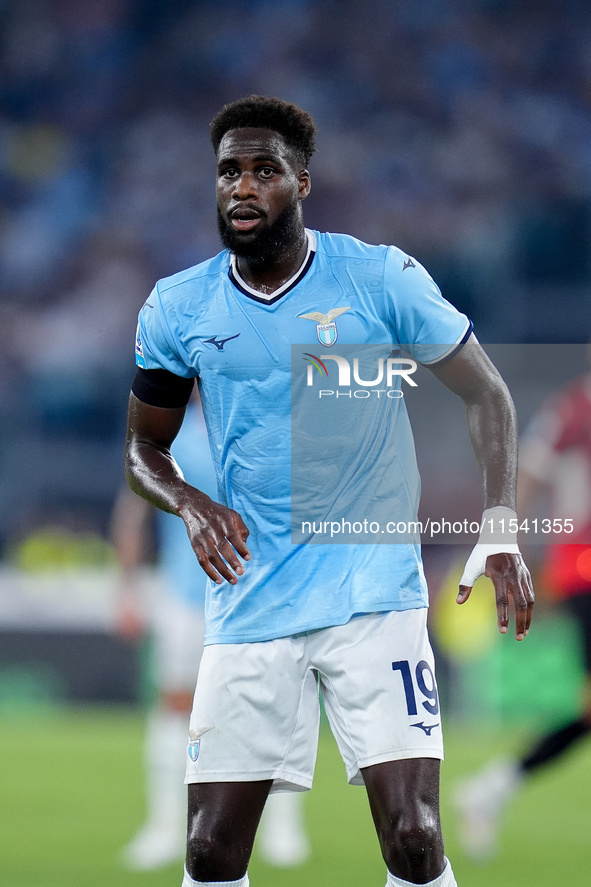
left=231, top=218, right=260, bottom=231
left=229, top=208, right=264, bottom=232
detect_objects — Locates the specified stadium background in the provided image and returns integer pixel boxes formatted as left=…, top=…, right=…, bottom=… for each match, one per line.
left=1, top=1, right=590, bottom=884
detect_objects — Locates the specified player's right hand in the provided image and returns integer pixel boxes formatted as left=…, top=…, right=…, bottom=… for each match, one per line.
left=457, top=547, right=534, bottom=641
left=179, top=492, right=251, bottom=585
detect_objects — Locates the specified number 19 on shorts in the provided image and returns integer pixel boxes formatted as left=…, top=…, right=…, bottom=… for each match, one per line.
left=392, top=659, right=439, bottom=716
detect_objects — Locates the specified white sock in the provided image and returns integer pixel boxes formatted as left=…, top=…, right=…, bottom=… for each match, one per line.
left=144, top=707, right=190, bottom=831
left=181, top=869, right=249, bottom=887
left=386, top=857, right=457, bottom=886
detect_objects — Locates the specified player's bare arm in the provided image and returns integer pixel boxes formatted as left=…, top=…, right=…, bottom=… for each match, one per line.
left=428, top=334, right=534, bottom=640
left=124, top=393, right=250, bottom=585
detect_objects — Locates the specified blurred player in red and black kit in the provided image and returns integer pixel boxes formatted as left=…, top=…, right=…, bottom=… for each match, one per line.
left=455, top=359, right=591, bottom=859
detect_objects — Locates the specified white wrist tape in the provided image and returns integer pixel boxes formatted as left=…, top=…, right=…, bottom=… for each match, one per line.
left=459, top=506, right=520, bottom=587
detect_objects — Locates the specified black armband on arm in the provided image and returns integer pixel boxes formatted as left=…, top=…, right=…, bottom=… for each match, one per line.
left=131, top=368, right=195, bottom=408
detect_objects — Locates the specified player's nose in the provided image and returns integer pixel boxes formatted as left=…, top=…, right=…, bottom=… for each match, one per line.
left=232, top=171, right=258, bottom=200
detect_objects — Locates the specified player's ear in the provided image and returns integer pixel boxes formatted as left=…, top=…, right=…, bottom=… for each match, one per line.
left=298, top=168, right=311, bottom=200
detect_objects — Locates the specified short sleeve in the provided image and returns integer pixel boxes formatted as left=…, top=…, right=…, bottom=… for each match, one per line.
left=385, top=246, right=472, bottom=364
left=134, top=283, right=194, bottom=379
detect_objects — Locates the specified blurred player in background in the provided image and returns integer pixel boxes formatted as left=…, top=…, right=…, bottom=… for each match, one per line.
left=454, top=359, right=591, bottom=860
left=113, top=395, right=310, bottom=871
left=125, top=95, right=533, bottom=887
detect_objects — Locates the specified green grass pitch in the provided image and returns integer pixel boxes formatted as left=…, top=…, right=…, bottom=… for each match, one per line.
left=2, top=707, right=591, bottom=886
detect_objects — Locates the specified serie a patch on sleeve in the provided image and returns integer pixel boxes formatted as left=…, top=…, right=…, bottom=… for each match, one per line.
left=135, top=322, right=147, bottom=369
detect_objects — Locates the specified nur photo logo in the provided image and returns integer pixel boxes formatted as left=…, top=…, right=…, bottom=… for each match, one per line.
left=303, top=352, right=418, bottom=398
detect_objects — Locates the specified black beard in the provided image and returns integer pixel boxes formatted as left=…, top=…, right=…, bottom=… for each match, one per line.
left=217, top=201, right=303, bottom=268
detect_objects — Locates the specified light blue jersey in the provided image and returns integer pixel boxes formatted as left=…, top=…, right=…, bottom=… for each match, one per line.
left=135, top=230, right=471, bottom=644
left=157, top=404, right=218, bottom=607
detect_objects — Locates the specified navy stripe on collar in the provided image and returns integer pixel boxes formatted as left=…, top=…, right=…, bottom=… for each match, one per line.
left=229, top=248, right=316, bottom=305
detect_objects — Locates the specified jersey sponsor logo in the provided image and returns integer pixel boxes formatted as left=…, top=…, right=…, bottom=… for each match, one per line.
left=203, top=334, right=241, bottom=352
left=188, top=726, right=214, bottom=762
left=410, top=721, right=439, bottom=735
left=298, top=307, right=351, bottom=347
left=402, top=257, right=415, bottom=271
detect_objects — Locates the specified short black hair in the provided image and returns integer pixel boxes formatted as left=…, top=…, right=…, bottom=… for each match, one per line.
left=210, top=95, right=317, bottom=167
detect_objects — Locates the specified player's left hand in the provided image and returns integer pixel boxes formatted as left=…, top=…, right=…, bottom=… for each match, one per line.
left=457, top=551, right=534, bottom=641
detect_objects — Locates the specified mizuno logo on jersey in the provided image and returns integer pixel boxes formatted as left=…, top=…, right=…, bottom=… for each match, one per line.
left=298, top=306, right=351, bottom=347
left=203, top=334, right=241, bottom=351
left=402, top=257, right=415, bottom=271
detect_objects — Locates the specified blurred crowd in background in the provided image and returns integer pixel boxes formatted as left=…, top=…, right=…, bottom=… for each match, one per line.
left=1, top=0, right=591, bottom=554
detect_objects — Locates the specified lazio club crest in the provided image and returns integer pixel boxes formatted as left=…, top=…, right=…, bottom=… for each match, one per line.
left=298, top=306, right=351, bottom=347
left=188, top=737, right=200, bottom=762
left=187, top=726, right=214, bottom=762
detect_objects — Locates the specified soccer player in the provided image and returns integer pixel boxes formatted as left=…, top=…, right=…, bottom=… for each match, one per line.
left=124, top=95, right=534, bottom=887
left=454, top=366, right=591, bottom=861
left=114, top=397, right=310, bottom=870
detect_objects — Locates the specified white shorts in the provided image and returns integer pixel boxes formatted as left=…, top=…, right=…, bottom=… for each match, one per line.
left=185, top=609, right=443, bottom=791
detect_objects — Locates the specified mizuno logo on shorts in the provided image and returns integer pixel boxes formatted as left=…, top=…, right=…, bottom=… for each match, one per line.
left=411, top=721, right=439, bottom=735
